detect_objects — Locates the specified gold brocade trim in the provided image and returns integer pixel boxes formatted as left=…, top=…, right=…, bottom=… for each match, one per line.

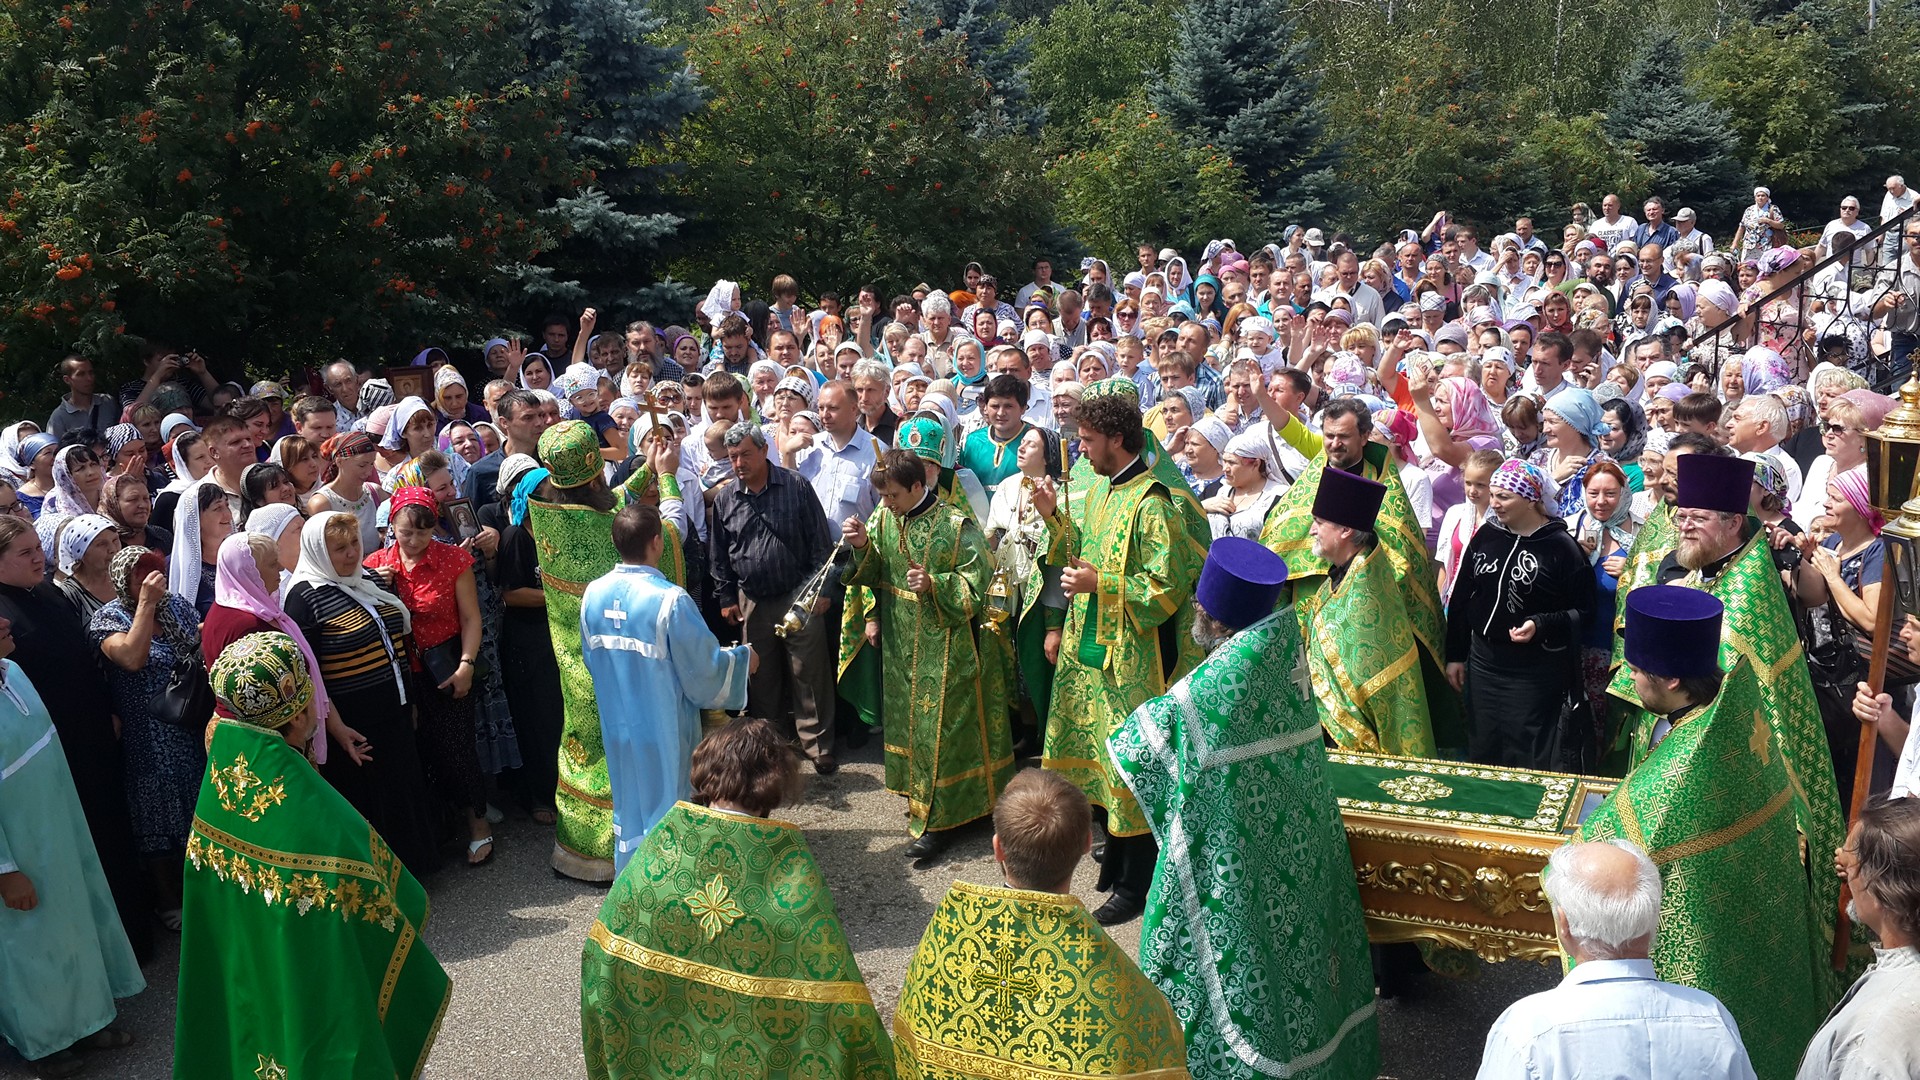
left=412, top=978, right=453, bottom=1080
left=379, top=918, right=416, bottom=1020
left=890, top=1017, right=1191, bottom=1080
left=539, top=569, right=587, bottom=596
left=676, top=800, right=801, bottom=832
left=556, top=776, right=613, bottom=810
left=186, top=820, right=404, bottom=932
left=586, top=921, right=874, bottom=1006
left=1649, top=785, right=1795, bottom=867
left=1358, top=644, right=1418, bottom=703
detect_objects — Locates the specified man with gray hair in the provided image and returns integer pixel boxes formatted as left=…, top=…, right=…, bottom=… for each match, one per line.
left=322, top=359, right=365, bottom=430
left=918, top=292, right=967, bottom=379
left=1726, top=391, right=1802, bottom=502
left=1476, top=839, right=1757, bottom=1080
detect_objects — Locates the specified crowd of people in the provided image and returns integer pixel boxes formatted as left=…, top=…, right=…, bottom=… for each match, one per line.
left=5, top=184, right=1920, bottom=1079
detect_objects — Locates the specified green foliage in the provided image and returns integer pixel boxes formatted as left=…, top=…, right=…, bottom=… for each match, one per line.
left=1328, top=61, right=1546, bottom=240
left=1604, top=27, right=1752, bottom=225
left=910, top=0, right=1039, bottom=137
left=1019, top=0, right=1174, bottom=148
left=1151, top=0, right=1337, bottom=226
left=0, top=0, right=692, bottom=415
left=1046, top=94, right=1263, bottom=266
left=1686, top=20, right=1860, bottom=204
left=1522, top=109, right=1655, bottom=218
left=656, top=0, right=1053, bottom=293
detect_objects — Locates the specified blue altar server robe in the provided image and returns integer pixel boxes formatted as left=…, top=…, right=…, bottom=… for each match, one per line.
left=579, top=563, right=752, bottom=872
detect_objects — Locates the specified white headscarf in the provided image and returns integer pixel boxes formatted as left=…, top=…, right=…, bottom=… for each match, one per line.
left=161, top=434, right=202, bottom=495
left=0, top=422, right=38, bottom=484
left=46, top=444, right=100, bottom=518
left=245, top=503, right=306, bottom=597
left=288, top=511, right=411, bottom=702
left=700, top=279, right=741, bottom=328
left=57, top=514, right=115, bottom=577
left=169, top=479, right=225, bottom=606
left=380, top=396, right=432, bottom=452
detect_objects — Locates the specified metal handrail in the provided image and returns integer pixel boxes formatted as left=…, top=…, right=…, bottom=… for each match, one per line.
left=1681, top=202, right=1919, bottom=389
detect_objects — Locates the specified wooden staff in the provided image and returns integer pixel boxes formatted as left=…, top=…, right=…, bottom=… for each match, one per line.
left=1834, top=538, right=1902, bottom=970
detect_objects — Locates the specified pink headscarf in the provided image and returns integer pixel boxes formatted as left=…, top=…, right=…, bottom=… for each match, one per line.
left=212, top=532, right=330, bottom=762
left=1440, top=376, right=1502, bottom=441
left=1832, top=464, right=1885, bottom=535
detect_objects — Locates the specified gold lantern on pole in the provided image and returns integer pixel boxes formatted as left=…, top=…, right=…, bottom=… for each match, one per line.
left=1837, top=372, right=1920, bottom=968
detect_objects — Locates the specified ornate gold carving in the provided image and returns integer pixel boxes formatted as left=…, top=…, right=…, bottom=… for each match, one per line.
left=211, top=753, right=287, bottom=823
left=1377, top=774, right=1454, bottom=803
left=1355, top=856, right=1547, bottom=918
left=684, top=874, right=745, bottom=939
left=1363, top=916, right=1562, bottom=966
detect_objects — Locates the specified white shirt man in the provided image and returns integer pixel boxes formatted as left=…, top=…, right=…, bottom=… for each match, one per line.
left=793, top=384, right=883, bottom=529
left=1820, top=198, right=1872, bottom=259
left=1667, top=209, right=1716, bottom=278
left=1315, top=252, right=1387, bottom=328
left=1588, top=194, right=1640, bottom=251
left=1477, top=840, right=1757, bottom=1080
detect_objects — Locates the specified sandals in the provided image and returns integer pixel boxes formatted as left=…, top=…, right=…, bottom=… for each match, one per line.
left=467, top=836, right=495, bottom=867
left=531, top=808, right=557, bottom=826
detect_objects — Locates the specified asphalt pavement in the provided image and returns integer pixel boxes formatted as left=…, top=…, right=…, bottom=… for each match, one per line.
left=1, top=738, right=1555, bottom=1079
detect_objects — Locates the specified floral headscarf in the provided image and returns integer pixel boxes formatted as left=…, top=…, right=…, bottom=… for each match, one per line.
left=46, top=445, right=97, bottom=517
left=1740, top=347, right=1792, bottom=396
left=1743, top=452, right=1791, bottom=518
left=111, top=545, right=191, bottom=644
left=1489, top=459, right=1546, bottom=504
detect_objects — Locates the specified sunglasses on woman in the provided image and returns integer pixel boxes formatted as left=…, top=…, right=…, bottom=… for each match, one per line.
left=1822, top=422, right=1863, bottom=436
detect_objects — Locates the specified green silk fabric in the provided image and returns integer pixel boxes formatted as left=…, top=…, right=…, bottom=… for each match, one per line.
left=842, top=498, right=1014, bottom=836
left=581, top=802, right=894, bottom=1080
left=893, top=881, right=1191, bottom=1079
left=1043, top=465, right=1206, bottom=838
left=1583, top=657, right=1837, bottom=1080
left=1111, top=610, right=1380, bottom=1080
left=175, top=721, right=450, bottom=1079
left=1605, top=529, right=1846, bottom=965
left=1297, top=544, right=1439, bottom=758
left=1261, top=443, right=1461, bottom=748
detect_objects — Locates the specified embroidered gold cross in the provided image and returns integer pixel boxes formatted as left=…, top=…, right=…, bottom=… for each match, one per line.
left=684, top=875, right=744, bottom=939
left=969, top=933, right=1038, bottom=1020
left=254, top=1054, right=288, bottom=1080
left=1750, top=711, right=1771, bottom=764
left=212, top=754, right=288, bottom=822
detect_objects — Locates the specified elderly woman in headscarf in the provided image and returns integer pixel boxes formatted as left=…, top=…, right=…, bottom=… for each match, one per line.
left=0, top=421, right=41, bottom=485
left=1794, top=463, right=1891, bottom=792
left=1531, top=384, right=1610, bottom=519
left=433, top=364, right=489, bottom=431
left=1568, top=458, right=1637, bottom=718
left=100, top=472, right=169, bottom=556
left=378, top=396, right=438, bottom=492
left=282, top=511, right=440, bottom=870
left=1175, top=413, right=1230, bottom=500
left=1405, top=360, right=1506, bottom=539
left=1796, top=387, right=1895, bottom=531
left=89, top=545, right=207, bottom=915
left=53, top=514, right=121, bottom=623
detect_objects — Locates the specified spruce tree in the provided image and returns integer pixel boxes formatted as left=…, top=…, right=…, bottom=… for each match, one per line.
left=912, top=0, right=1041, bottom=138
left=1605, top=27, right=1753, bottom=224
left=1151, top=0, right=1338, bottom=227
left=518, top=0, right=705, bottom=323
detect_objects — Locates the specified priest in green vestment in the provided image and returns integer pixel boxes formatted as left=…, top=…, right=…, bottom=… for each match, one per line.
left=841, top=448, right=1014, bottom=861
left=1258, top=401, right=1459, bottom=748
left=176, top=631, right=450, bottom=1080
left=581, top=717, right=893, bottom=1080
left=532, top=420, right=687, bottom=881
left=1605, top=453, right=1847, bottom=971
left=0, top=654, right=144, bottom=1076
left=1583, top=587, right=1834, bottom=1080
left=1296, top=464, right=1438, bottom=757
left=1111, top=538, right=1379, bottom=1080
left=1036, top=380, right=1206, bottom=925
left=894, top=769, right=1190, bottom=1079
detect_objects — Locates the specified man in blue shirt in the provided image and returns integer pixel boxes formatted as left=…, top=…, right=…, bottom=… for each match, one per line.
left=1634, top=197, right=1681, bottom=250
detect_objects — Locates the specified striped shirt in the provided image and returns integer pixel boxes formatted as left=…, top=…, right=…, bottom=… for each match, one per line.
left=285, top=579, right=410, bottom=696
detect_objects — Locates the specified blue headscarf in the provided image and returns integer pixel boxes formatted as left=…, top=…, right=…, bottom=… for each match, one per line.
left=509, top=466, right=550, bottom=528
left=1192, top=273, right=1227, bottom=320
left=1544, top=385, right=1608, bottom=446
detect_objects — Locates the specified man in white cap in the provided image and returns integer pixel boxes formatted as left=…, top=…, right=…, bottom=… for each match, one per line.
left=1668, top=207, right=1714, bottom=278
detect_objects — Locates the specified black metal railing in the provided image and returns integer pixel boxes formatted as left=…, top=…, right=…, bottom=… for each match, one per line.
left=1682, top=201, right=1920, bottom=392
